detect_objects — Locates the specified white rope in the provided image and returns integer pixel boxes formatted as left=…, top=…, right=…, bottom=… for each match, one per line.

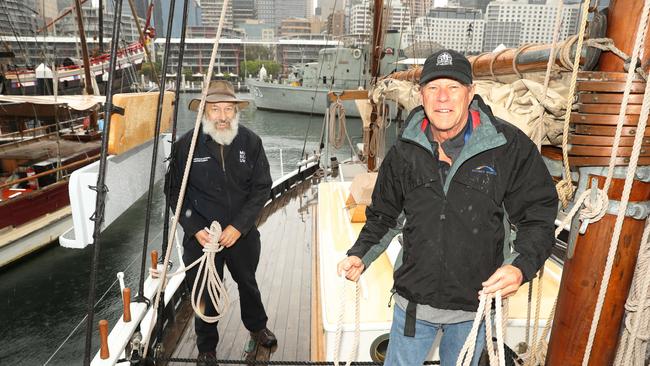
left=141, top=0, right=231, bottom=357
left=614, top=217, right=650, bottom=366
left=187, top=222, right=230, bottom=323
left=456, top=291, right=506, bottom=366
left=328, top=100, right=348, bottom=150
left=582, top=1, right=650, bottom=364
left=556, top=0, right=592, bottom=208
left=332, top=278, right=361, bottom=366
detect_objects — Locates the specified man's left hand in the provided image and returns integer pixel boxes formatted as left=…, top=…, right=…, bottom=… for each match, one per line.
left=480, top=264, right=524, bottom=298
left=219, top=225, right=242, bottom=248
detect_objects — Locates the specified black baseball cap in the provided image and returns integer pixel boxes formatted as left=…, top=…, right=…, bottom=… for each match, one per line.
left=419, top=49, right=472, bottom=86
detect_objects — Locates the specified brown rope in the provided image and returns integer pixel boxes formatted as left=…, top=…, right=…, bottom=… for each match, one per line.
left=489, top=48, right=511, bottom=81
left=512, top=44, right=538, bottom=79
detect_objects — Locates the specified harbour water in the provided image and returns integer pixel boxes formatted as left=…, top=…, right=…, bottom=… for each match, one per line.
left=0, top=93, right=377, bottom=365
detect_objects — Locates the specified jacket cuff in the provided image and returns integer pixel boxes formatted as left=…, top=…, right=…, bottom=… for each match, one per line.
left=511, top=256, right=537, bottom=283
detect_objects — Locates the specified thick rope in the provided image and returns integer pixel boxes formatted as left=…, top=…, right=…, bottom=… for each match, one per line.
left=333, top=278, right=361, bottom=366
left=582, top=1, right=650, bottom=364
left=456, top=291, right=505, bottom=366
left=614, top=216, right=650, bottom=366
left=141, top=0, right=230, bottom=358
left=556, top=0, right=592, bottom=208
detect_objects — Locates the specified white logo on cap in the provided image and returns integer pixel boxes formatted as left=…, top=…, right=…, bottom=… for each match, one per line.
left=436, top=52, right=453, bottom=66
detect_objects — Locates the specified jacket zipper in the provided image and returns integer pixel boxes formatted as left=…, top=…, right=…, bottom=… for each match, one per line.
left=220, top=144, right=232, bottom=221
left=220, top=145, right=226, bottom=172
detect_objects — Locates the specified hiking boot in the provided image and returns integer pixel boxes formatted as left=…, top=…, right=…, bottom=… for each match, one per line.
left=251, top=327, right=278, bottom=348
left=197, top=351, right=218, bottom=366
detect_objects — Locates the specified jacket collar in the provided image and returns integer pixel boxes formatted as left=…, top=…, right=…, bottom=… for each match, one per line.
left=400, top=95, right=508, bottom=194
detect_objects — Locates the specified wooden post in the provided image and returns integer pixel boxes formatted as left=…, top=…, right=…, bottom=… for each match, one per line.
left=151, top=250, right=158, bottom=269
left=99, top=319, right=109, bottom=359
left=122, top=288, right=131, bottom=323
left=546, top=1, right=650, bottom=364
left=546, top=175, right=650, bottom=365
left=599, top=0, right=650, bottom=73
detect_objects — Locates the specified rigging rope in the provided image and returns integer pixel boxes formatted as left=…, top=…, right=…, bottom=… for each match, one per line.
left=614, top=217, right=650, bottom=366
left=555, top=0, right=592, bottom=208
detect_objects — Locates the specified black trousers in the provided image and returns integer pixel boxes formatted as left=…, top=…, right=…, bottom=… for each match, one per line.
left=182, top=228, right=268, bottom=353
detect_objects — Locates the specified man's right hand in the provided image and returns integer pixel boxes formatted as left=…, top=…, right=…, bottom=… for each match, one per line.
left=337, top=256, right=365, bottom=282
left=194, top=229, right=210, bottom=247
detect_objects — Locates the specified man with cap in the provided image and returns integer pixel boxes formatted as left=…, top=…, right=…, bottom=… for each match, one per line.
left=167, top=80, right=276, bottom=364
left=337, top=49, right=557, bottom=365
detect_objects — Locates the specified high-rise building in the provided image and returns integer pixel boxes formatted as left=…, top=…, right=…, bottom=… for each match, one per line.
left=405, top=0, right=434, bottom=18
left=200, top=0, right=234, bottom=28
left=317, top=0, right=346, bottom=21
left=327, top=10, right=346, bottom=36
left=454, top=0, right=492, bottom=13
left=279, top=18, right=311, bottom=37
left=131, top=0, right=150, bottom=20
left=232, top=0, right=256, bottom=26
left=56, top=2, right=144, bottom=43
left=153, top=0, right=203, bottom=38
left=257, top=0, right=312, bottom=28
left=276, top=0, right=310, bottom=27
left=256, top=0, right=275, bottom=26
left=0, top=0, right=38, bottom=36
left=406, top=7, right=485, bottom=54
left=349, top=0, right=410, bottom=35
left=484, top=1, right=580, bottom=46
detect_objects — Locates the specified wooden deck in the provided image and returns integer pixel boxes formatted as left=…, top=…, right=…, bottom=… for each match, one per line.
left=168, top=179, right=317, bottom=364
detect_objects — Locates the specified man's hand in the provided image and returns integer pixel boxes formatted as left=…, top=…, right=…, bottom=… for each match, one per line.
left=337, top=256, right=365, bottom=282
left=480, top=264, right=524, bottom=298
left=194, top=229, right=210, bottom=247
left=219, top=225, right=242, bottom=248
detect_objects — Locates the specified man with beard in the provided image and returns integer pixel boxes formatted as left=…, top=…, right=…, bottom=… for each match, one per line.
left=167, top=80, right=276, bottom=364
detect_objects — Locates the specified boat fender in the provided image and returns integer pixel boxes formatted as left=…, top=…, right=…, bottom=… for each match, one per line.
left=353, top=49, right=362, bottom=59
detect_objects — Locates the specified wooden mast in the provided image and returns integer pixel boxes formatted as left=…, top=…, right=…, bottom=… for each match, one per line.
left=367, top=0, right=384, bottom=171
left=73, top=0, right=94, bottom=95
left=545, top=0, right=650, bottom=364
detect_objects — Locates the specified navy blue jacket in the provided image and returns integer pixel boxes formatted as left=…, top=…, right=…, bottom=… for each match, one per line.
left=167, top=125, right=272, bottom=240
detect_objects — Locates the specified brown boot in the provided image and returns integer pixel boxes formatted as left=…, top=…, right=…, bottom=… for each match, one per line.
left=250, top=327, right=278, bottom=348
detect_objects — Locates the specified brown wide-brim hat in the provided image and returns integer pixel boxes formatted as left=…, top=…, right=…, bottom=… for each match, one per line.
left=188, top=80, right=249, bottom=111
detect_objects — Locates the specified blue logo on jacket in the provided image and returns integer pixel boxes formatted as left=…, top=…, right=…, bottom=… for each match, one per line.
left=472, top=165, right=497, bottom=175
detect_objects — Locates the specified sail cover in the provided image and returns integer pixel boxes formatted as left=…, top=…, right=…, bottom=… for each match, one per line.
left=0, top=95, right=105, bottom=117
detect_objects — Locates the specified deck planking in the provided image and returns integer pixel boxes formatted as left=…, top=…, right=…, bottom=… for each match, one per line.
left=169, top=179, right=316, bottom=364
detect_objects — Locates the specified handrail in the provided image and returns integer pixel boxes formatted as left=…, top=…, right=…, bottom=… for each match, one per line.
left=0, top=154, right=100, bottom=190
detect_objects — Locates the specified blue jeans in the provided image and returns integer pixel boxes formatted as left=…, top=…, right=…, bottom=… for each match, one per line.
left=384, top=304, right=486, bottom=366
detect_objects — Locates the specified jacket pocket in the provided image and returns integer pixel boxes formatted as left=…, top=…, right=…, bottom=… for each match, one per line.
left=453, top=168, right=499, bottom=204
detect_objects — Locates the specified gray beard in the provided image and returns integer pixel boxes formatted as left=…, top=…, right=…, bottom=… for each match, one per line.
left=202, top=113, right=239, bottom=145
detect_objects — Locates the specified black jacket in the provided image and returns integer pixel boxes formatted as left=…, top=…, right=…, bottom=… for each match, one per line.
left=167, top=125, right=272, bottom=240
left=347, top=96, right=558, bottom=311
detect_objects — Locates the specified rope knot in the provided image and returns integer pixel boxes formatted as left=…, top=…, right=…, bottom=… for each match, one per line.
left=579, top=188, right=609, bottom=222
